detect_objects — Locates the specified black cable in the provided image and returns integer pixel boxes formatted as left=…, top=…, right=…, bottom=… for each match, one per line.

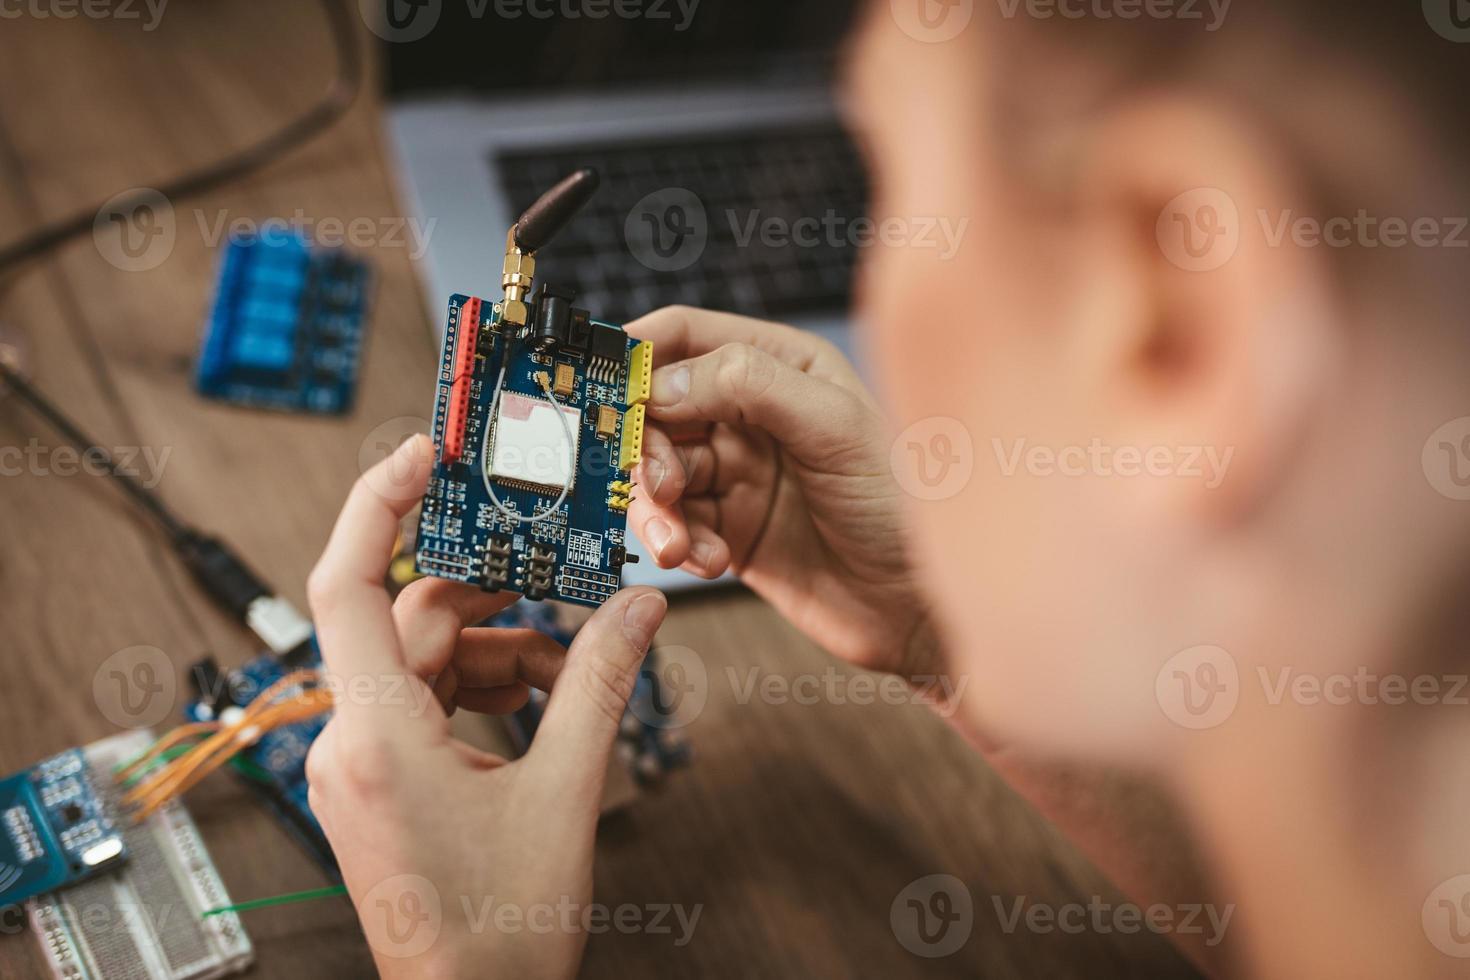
left=0, top=358, right=191, bottom=543
left=0, top=1, right=355, bottom=660
left=0, top=358, right=284, bottom=634
left=0, top=0, right=363, bottom=275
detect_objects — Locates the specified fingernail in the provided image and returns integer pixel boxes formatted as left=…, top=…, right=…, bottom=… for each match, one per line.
left=623, top=592, right=667, bottom=651
left=690, top=540, right=713, bottom=569
left=645, top=458, right=669, bottom=498
left=651, top=365, right=690, bottom=406
left=646, top=518, right=672, bottom=556
left=404, top=433, right=432, bottom=459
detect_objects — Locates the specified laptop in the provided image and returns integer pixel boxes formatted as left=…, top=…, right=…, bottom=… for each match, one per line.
left=377, top=0, right=867, bottom=591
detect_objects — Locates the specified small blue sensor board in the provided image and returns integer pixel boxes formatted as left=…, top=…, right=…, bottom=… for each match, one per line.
left=0, top=749, right=127, bottom=907
left=196, top=232, right=371, bottom=414
left=28, top=731, right=255, bottom=980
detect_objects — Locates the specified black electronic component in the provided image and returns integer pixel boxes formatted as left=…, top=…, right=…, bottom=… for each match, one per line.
left=176, top=533, right=270, bottom=618
left=483, top=535, right=513, bottom=591
left=531, top=284, right=596, bottom=357
left=524, top=544, right=557, bottom=600
left=531, top=284, right=575, bottom=352
left=513, top=168, right=601, bottom=253
left=590, top=322, right=625, bottom=364
left=567, top=309, right=594, bottom=354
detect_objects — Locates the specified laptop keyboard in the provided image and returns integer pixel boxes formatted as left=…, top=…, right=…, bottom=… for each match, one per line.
left=493, top=123, right=868, bottom=325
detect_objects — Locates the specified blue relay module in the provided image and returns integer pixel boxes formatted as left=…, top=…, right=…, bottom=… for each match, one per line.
left=196, top=232, right=370, bottom=414
left=0, top=749, right=126, bottom=907
left=414, top=287, right=650, bottom=608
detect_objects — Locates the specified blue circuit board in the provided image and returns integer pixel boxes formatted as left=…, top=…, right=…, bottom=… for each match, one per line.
left=0, top=750, right=126, bottom=907
left=187, top=603, right=688, bottom=873
left=185, top=649, right=335, bottom=874
left=414, top=292, right=648, bottom=608
left=622, top=651, right=695, bottom=783
left=499, top=606, right=692, bottom=784
left=196, top=232, right=371, bottom=414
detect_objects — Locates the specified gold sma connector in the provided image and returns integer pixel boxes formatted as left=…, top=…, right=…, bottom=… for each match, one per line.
left=499, top=168, right=601, bottom=329
left=500, top=224, right=536, bottom=328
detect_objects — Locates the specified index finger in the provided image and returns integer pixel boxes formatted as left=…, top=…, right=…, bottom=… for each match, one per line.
left=625, top=305, right=852, bottom=380
left=307, top=434, right=440, bottom=733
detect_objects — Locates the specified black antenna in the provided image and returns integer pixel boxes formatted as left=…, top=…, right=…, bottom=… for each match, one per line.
left=514, top=169, right=601, bottom=252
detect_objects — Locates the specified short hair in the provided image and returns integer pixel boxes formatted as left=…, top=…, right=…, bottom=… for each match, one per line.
left=995, top=1, right=1466, bottom=156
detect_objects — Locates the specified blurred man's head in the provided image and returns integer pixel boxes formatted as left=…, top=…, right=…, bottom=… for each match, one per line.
left=847, top=0, right=1470, bottom=762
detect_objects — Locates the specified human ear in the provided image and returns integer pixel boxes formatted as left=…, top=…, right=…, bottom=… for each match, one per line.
left=1064, top=96, right=1341, bottom=524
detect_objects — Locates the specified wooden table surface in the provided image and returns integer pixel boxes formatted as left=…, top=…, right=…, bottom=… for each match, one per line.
left=0, top=4, right=1196, bottom=977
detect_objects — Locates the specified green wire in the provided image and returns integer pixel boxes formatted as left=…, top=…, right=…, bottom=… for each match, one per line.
left=114, top=744, right=175, bottom=780
left=230, top=756, right=274, bottom=784
left=202, top=884, right=348, bottom=919
left=113, top=733, right=329, bottom=922
left=117, top=744, right=186, bottom=786
left=116, top=740, right=276, bottom=788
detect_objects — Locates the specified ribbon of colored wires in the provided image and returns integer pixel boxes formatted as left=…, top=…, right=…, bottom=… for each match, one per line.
left=119, top=670, right=332, bottom=820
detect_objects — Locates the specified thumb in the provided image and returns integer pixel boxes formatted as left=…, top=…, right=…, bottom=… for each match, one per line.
left=527, top=587, right=667, bottom=800
left=648, top=342, right=875, bottom=466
